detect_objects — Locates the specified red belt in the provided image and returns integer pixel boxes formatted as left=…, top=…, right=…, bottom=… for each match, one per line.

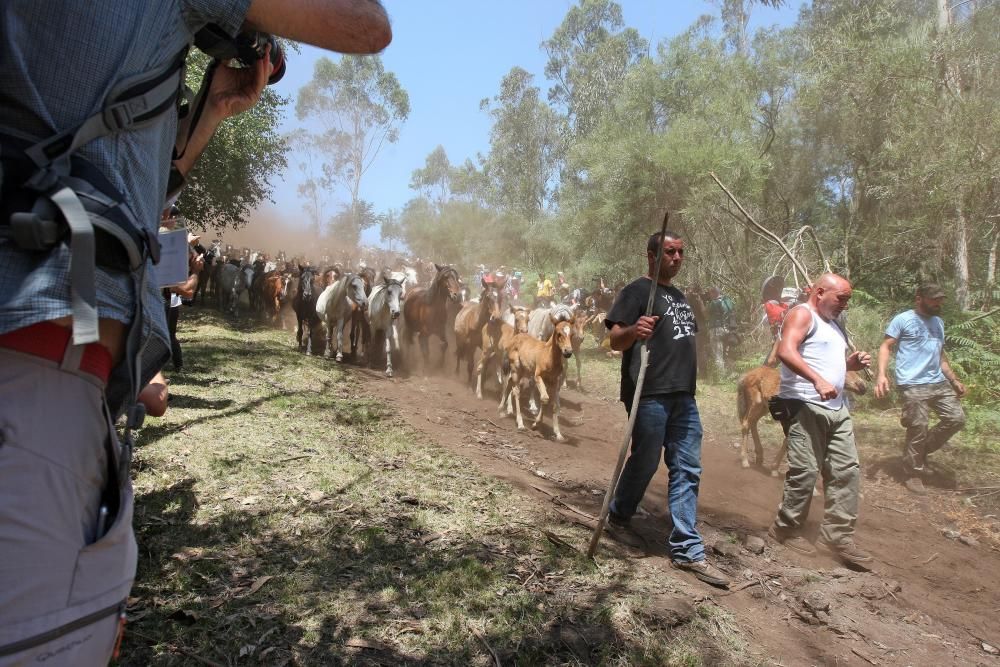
left=0, top=322, right=112, bottom=385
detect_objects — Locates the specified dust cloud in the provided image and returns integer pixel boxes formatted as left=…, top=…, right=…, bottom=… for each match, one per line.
left=207, top=206, right=324, bottom=259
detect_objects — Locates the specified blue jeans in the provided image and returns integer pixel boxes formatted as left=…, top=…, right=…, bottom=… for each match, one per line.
left=610, top=393, right=705, bottom=562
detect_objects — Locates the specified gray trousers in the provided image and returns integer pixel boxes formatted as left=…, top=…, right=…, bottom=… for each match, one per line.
left=0, top=351, right=136, bottom=666
left=899, top=381, right=965, bottom=475
left=774, top=401, right=860, bottom=546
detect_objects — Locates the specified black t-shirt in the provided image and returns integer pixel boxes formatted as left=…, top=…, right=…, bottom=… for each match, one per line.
left=604, top=277, right=698, bottom=405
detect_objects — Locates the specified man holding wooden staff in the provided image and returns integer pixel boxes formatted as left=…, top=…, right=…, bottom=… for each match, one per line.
left=604, top=231, right=730, bottom=587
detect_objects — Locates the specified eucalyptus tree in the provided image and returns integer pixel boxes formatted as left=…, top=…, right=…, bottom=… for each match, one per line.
left=296, top=55, right=409, bottom=245
left=542, top=0, right=647, bottom=138
left=409, top=145, right=452, bottom=210
left=480, top=67, right=562, bottom=222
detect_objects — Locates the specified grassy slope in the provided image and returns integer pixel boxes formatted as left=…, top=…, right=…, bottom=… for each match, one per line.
left=120, top=310, right=760, bottom=667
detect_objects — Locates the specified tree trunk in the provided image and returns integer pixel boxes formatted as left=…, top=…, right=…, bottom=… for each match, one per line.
left=987, top=226, right=997, bottom=307
left=937, top=0, right=970, bottom=309
left=954, top=203, right=970, bottom=310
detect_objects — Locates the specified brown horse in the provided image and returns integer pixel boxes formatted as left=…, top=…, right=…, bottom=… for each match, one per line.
left=454, top=278, right=505, bottom=385
left=499, top=314, right=575, bottom=441
left=564, top=309, right=590, bottom=390
left=475, top=306, right=529, bottom=399
left=402, top=264, right=461, bottom=373
left=736, top=365, right=868, bottom=470
left=262, top=273, right=285, bottom=325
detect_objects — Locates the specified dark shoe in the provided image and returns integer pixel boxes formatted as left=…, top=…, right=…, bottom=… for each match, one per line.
left=822, top=539, right=873, bottom=570
left=768, top=524, right=817, bottom=556
left=671, top=559, right=731, bottom=588
left=904, top=477, right=927, bottom=495
left=607, top=510, right=631, bottom=528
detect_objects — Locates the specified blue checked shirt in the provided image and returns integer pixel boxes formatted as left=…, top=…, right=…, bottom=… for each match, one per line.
left=0, top=0, right=250, bottom=384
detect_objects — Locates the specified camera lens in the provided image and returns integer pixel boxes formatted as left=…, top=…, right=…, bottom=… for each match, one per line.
left=266, top=35, right=285, bottom=85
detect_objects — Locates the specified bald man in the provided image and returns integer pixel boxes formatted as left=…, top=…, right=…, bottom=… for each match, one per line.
left=767, top=274, right=874, bottom=569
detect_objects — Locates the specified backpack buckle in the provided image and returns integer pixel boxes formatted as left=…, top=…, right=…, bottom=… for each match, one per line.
left=103, top=102, right=135, bottom=132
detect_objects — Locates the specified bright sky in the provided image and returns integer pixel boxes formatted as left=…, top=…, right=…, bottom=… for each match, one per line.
left=255, top=0, right=803, bottom=245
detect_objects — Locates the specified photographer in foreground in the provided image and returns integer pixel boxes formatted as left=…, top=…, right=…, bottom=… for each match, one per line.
left=0, top=2, right=391, bottom=664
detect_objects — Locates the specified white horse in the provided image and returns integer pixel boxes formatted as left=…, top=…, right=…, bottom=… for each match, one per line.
left=367, top=271, right=406, bottom=377
left=316, top=273, right=368, bottom=362
left=527, top=303, right=575, bottom=340
left=402, top=265, right=420, bottom=290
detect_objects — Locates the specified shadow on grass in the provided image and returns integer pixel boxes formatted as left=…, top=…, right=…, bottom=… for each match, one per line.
left=166, top=393, right=235, bottom=410
left=138, top=389, right=301, bottom=447
left=122, top=482, right=677, bottom=667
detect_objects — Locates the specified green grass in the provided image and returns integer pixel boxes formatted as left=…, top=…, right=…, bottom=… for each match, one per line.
left=119, top=308, right=762, bottom=666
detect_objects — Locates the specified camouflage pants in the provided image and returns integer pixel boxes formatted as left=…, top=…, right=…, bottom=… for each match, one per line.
left=774, top=402, right=860, bottom=547
left=899, top=381, right=965, bottom=476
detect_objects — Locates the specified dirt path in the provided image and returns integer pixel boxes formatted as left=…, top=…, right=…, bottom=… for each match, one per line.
left=351, top=363, right=1000, bottom=666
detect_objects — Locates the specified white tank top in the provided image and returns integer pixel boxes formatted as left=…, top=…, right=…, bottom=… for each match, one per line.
left=778, top=304, right=848, bottom=410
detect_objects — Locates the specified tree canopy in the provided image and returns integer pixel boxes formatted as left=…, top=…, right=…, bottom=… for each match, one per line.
left=178, top=50, right=289, bottom=232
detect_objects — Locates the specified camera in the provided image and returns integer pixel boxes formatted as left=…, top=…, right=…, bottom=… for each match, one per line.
left=194, top=24, right=286, bottom=85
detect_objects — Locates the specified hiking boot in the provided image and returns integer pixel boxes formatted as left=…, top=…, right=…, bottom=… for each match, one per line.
left=904, top=477, right=927, bottom=495
left=767, top=525, right=817, bottom=556
left=821, top=539, right=873, bottom=570
left=671, top=559, right=731, bottom=588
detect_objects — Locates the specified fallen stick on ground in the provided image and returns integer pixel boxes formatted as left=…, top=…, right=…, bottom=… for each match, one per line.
left=129, top=630, right=224, bottom=667
left=873, top=503, right=911, bottom=515
left=471, top=626, right=502, bottom=667
left=851, top=647, right=879, bottom=665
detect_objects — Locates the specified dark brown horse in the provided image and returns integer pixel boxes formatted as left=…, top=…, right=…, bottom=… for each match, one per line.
left=453, top=277, right=505, bottom=385
left=402, top=263, right=461, bottom=373
left=292, top=266, right=323, bottom=354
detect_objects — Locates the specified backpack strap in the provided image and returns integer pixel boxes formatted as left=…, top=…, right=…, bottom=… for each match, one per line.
left=1, top=49, right=187, bottom=345
left=24, top=50, right=187, bottom=171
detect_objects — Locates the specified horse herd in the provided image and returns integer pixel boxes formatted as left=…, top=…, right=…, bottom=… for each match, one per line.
left=200, top=259, right=868, bottom=468
left=203, top=261, right=612, bottom=442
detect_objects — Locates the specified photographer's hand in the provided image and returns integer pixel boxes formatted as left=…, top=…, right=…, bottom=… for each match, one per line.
left=173, top=49, right=272, bottom=178
left=207, top=46, right=273, bottom=120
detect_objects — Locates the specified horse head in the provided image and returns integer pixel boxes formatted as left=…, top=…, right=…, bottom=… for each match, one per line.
left=433, top=264, right=462, bottom=303
left=479, top=278, right=503, bottom=323
left=382, top=272, right=405, bottom=320
left=280, top=273, right=293, bottom=302
left=512, top=307, right=530, bottom=333
left=347, top=273, right=368, bottom=311
left=299, top=267, right=316, bottom=299
left=549, top=315, right=574, bottom=359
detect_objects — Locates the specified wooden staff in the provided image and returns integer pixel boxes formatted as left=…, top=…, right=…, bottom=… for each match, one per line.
left=587, top=210, right=670, bottom=559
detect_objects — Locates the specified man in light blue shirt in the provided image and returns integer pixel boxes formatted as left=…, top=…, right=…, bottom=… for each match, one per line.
left=876, top=284, right=966, bottom=495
